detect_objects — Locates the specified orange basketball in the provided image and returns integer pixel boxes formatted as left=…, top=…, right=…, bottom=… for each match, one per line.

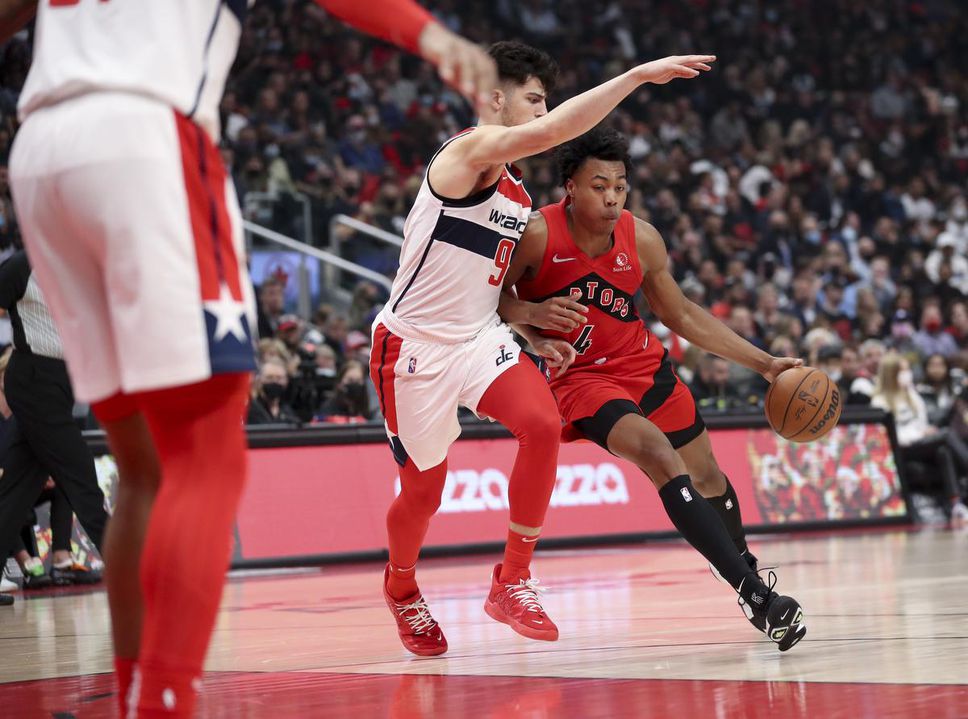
left=765, top=366, right=842, bottom=442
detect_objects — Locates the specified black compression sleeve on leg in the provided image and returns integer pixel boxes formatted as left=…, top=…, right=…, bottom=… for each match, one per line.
left=705, top=476, right=748, bottom=554
left=658, top=475, right=754, bottom=589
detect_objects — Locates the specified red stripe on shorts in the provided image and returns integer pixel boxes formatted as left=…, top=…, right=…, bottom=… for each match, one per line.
left=371, top=324, right=403, bottom=435
left=175, top=112, right=243, bottom=301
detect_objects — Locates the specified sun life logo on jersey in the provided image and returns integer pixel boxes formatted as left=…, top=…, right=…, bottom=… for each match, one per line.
left=613, top=252, right=632, bottom=272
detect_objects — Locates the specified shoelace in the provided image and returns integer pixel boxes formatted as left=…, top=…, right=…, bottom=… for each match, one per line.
left=505, top=578, right=545, bottom=613
left=765, top=569, right=778, bottom=597
left=395, top=596, right=438, bottom=635
left=738, top=569, right=779, bottom=610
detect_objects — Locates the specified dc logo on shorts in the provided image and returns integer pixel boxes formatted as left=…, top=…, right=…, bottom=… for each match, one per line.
left=495, top=344, right=514, bottom=367
left=408, top=357, right=417, bottom=374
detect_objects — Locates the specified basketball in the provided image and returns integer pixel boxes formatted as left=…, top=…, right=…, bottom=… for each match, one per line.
left=765, top=366, right=842, bottom=442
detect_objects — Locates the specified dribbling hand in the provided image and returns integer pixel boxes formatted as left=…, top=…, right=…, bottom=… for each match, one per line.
left=762, top=356, right=803, bottom=384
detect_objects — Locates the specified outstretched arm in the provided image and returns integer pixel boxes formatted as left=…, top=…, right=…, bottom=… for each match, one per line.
left=317, top=0, right=496, bottom=105
left=433, top=55, right=715, bottom=198
left=634, top=219, right=801, bottom=382
left=0, top=0, right=35, bottom=44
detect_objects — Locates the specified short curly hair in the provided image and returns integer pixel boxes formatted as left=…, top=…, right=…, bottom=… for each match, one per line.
left=555, top=126, right=633, bottom=186
left=488, top=41, right=558, bottom=94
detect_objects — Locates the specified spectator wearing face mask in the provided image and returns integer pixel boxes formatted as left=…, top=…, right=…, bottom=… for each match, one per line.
left=887, top=310, right=921, bottom=367
left=318, top=359, right=371, bottom=423
left=247, top=359, right=300, bottom=425
left=871, top=352, right=968, bottom=526
left=338, top=115, right=385, bottom=175
left=311, top=344, right=339, bottom=405
left=913, top=305, right=959, bottom=359
left=815, top=344, right=844, bottom=391
left=946, top=301, right=968, bottom=347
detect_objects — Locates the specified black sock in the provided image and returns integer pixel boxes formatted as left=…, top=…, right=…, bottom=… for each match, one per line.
left=705, top=476, right=748, bottom=555
left=658, top=475, right=756, bottom=590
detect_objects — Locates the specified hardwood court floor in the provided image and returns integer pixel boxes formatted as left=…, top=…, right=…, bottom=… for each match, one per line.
left=1, top=528, right=966, bottom=718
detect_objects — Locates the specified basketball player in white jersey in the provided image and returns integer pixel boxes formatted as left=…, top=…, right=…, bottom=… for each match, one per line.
left=371, top=41, right=715, bottom=655
left=1, top=1, right=497, bottom=716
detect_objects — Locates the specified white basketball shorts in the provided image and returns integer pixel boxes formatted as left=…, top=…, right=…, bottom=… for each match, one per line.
left=9, top=92, right=257, bottom=403
left=369, top=314, right=523, bottom=471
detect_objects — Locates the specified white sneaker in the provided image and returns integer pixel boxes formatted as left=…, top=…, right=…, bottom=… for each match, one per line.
left=951, top=501, right=968, bottom=528
left=0, top=576, right=18, bottom=592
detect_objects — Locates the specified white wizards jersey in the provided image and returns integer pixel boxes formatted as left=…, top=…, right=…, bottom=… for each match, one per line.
left=381, top=129, right=532, bottom=343
left=18, top=0, right=251, bottom=141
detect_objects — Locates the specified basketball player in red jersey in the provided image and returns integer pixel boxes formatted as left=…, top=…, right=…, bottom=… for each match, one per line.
left=373, top=45, right=716, bottom=656
left=1, top=1, right=498, bottom=716
left=500, top=128, right=808, bottom=651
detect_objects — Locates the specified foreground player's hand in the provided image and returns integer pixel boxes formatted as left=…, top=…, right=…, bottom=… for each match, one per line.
left=533, top=338, right=577, bottom=375
left=418, top=22, right=498, bottom=109
left=527, top=297, right=588, bottom=332
left=762, top=356, right=803, bottom=384
left=635, top=55, right=716, bottom=85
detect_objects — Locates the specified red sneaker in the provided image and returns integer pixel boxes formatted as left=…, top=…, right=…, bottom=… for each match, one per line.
left=383, top=565, right=448, bottom=656
left=483, top=563, right=559, bottom=641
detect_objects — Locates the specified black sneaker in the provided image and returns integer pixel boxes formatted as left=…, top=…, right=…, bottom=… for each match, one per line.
left=710, top=551, right=767, bottom=633
left=23, top=572, right=52, bottom=590
left=739, top=571, right=807, bottom=652
left=22, top=559, right=52, bottom=590
left=0, top=594, right=12, bottom=606
left=51, top=563, right=102, bottom=586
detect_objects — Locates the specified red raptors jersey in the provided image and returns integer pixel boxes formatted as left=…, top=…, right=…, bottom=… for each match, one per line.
left=516, top=197, right=653, bottom=371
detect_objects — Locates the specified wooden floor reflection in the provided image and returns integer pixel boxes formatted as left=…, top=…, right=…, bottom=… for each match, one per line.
left=2, top=528, right=966, bottom=717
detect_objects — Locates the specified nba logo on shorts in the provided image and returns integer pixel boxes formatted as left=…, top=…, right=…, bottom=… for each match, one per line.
left=408, top=357, right=417, bottom=374
left=680, top=487, right=693, bottom=502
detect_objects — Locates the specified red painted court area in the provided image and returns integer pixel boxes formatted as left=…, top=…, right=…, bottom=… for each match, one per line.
left=3, top=672, right=967, bottom=719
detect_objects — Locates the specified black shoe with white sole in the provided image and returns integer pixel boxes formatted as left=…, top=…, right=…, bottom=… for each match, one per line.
left=739, top=570, right=807, bottom=652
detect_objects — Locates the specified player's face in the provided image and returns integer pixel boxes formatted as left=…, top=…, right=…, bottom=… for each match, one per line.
left=498, top=77, right=548, bottom=127
left=566, top=159, right=628, bottom=235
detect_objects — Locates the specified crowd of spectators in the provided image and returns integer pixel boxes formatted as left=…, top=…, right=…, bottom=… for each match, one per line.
left=1, top=1, right=967, bottom=475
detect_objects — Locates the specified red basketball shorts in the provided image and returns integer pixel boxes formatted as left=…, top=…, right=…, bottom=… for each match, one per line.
left=552, top=346, right=705, bottom=451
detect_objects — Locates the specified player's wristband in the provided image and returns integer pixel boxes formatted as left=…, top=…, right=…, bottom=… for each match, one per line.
left=318, top=0, right=435, bottom=55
